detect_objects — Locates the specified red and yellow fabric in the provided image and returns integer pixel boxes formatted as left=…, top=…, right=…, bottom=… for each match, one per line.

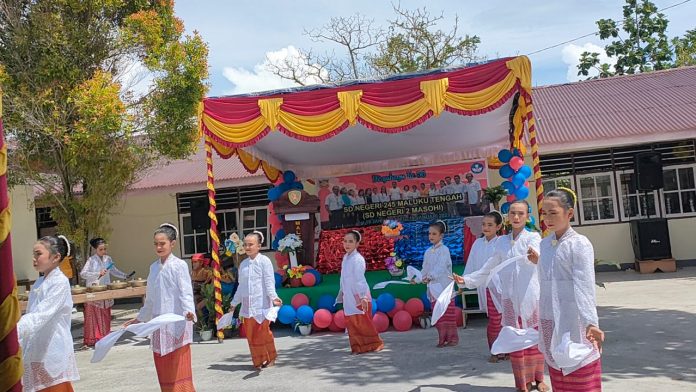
left=244, top=318, right=277, bottom=368
left=1, top=90, right=24, bottom=392
left=198, top=56, right=534, bottom=180
left=153, top=344, right=196, bottom=392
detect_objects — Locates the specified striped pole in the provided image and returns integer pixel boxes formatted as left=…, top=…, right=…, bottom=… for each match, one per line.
left=205, top=137, right=224, bottom=342
left=524, top=94, right=546, bottom=232
left=0, top=92, right=23, bottom=391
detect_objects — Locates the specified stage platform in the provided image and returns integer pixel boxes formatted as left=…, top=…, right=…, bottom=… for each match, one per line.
left=277, top=266, right=479, bottom=309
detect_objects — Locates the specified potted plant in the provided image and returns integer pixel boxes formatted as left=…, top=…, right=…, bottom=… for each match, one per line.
left=278, top=233, right=303, bottom=268
left=419, top=313, right=432, bottom=329
left=197, top=319, right=214, bottom=341
left=199, top=283, right=232, bottom=341
left=482, top=185, right=507, bottom=210
left=384, top=252, right=406, bottom=277
left=286, top=265, right=308, bottom=287
left=294, top=320, right=312, bottom=336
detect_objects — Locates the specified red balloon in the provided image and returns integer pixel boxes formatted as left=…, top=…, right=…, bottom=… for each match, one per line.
left=312, top=321, right=326, bottom=332
left=393, top=310, right=412, bottom=331
left=290, top=278, right=302, bottom=288
left=387, top=298, right=405, bottom=318
left=506, top=194, right=516, bottom=202
left=404, top=298, right=424, bottom=318
left=301, top=273, right=316, bottom=287
left=313, top=309, right=333, bottom=329
left=291, top=293, right=309, bottom=309
left=456, top=310, right=464, bottom=327
left=509, top=156, right=524, bottom=171
left=328, top=318, right=343, bottom=332
left=372, top=311, right=389, bottom=332
left=333, top=309, right=346, bottom=329
left=275, top=252, right=289, bottom=268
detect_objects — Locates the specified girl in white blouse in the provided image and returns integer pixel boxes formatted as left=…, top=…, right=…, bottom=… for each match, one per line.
left=463, top=211, right=503, bottom=317
left=337, top=230, right=384, bottom=354
left=527, top=188, right=604, bottom=391
left=18, top=235, right=79, bottom=392
left=123, top=223, right=196, bottom=391
left=229, top=231, right=282, bottom=369
left=421, top=220, right=458, bottom=347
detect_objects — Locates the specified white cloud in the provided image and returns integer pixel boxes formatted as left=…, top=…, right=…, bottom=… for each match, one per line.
left=561, top=43, right=616, bottom=82
left=222, top=46, right=326, bottom=95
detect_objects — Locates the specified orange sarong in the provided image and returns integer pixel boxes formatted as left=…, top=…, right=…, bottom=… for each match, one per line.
left=345, top=302, right=384, bottom=354
left=153, top=344, right=196, bottom=392
left=244, top=318, right=277, bottom=368
left=41, top=382, right=74, bottom=392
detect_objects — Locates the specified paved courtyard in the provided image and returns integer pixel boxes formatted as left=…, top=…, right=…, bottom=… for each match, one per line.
left=70, top=267, right=696, bottom=391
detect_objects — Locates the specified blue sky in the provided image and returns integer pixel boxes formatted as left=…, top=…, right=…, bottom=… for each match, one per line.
left=174, top=0, right=695, bottom=97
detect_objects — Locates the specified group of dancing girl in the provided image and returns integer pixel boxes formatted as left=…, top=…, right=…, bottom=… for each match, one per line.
left=17, top=187, right=603, bottom=392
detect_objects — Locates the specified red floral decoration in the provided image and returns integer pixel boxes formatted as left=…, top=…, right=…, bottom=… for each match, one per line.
left=316, top=226, right=395, bottom=274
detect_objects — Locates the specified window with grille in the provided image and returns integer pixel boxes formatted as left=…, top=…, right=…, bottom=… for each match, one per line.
left=662, top=165, right=696, bottom=217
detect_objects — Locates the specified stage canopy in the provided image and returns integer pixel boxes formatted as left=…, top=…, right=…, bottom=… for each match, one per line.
left=199, top=56, right=538, bottom=181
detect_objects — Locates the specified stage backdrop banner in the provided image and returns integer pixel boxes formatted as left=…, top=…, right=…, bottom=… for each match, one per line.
left=318, top=160, right=488, bottom=227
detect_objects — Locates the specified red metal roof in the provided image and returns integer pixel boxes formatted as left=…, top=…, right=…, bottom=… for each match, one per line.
left=532, top=66, right=696, bottom=153
left=130, top=142, right=265, bottom=190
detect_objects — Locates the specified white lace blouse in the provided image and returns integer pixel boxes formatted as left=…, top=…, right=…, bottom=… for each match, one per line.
left=18, top=268, right=79, bottom=391
left=230, top=254, right=279, bottom=323
left=537, top=228, right=601, bottom=375
left=137, top=253, right=196, bottom=355
left=337, top=250, right=371, bottom=316
left=422, top=242, right=453, bottom=300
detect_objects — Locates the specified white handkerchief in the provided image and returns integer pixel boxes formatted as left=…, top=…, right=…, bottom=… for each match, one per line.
left=91, top=313, right=185, bottom=363
left=431, top=281, right=456, bottom=325
left=372, top=281, right=410, bottom=290
left=552, top=332, right=594, bottom=369
left=403, top=265, right=423, bottom=283
left=216, top=313, right=235, bottom=330
left=491, top=326, right=539, bottom=355
left=264, top=306, right=280, bottom=322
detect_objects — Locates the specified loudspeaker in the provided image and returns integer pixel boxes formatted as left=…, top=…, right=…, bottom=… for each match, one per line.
left=630, top=218, right=672, bottom=261
left=634, top=152, right=663, bottom=191
left=190, top=198, right=210, bottom=231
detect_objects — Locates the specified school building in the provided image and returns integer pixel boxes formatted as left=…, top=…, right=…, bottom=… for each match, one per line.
left=10, top=65, right=696, bottom=280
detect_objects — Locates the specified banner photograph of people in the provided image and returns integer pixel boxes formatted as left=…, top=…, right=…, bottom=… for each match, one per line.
left=318, top=160, right=488, bottom=229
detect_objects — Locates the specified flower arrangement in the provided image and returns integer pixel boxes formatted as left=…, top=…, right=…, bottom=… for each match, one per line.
left=278, top=233, right=303, bottom=255
left=384, top=252, right=405, bottom=276
left=224, top=233, right=245, bottom=257
left=381, top=219, right=403, bottom=238
left=285, top=264, right=308, bottom=279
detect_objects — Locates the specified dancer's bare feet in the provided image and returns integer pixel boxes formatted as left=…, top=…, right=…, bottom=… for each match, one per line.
left=536, top=381, right=550, bottom=391
left=488, top=354, right=500, bottom=363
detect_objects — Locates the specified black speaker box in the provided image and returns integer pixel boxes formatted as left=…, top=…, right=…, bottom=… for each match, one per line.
left=630, top=218, right=672, bottom=261
left=634, top=152, right=664, bottom=191
left=190, top=198, right=210, bottom=231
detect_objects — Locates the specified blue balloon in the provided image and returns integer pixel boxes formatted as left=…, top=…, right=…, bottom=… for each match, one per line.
left=308, top=269, right=322, bottom=284
left=518, top=165, right=532, bottom=179
left=317, top=294, right=335, bottom=312
left=278, top=305, right=296, bottom=325
left=502, top=181, right=516, bottom=194
left=497, top=149, right=513, bottom=163
left=267, top=187, right=282, bottom=201
left=420, top=292, right=431, bottom=312
left=272, top=237, right=280, bottom=250
left=499, top=164, right=515, bottom=179
left=371, top=299, right=378, bottom=316
left=501, top=202, right=511, bottom=214
left=279, top=182, right=291, bottom=193
left=512, top=148, right=522, bottom=157
left=275, top=229, right=286, bottom=239
left=296, top=305, right=315, bottom=324
left=290, top=181, right=303, bottom=190
left=283, top=170, right=297, bottom=184
left=376, top=293, right=396, bottom=313
left=512, top=172, right=526, bottom=187
left=514, top=186, right=530, bottom=200
left=274, top=272, right=283, bottom=288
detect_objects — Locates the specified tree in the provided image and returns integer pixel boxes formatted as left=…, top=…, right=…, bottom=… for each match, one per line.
left=0, top=0, right=209, bottom=259
left=266, top=3, right=482, bottom=85
left=577, top=0, right=696, bottom=79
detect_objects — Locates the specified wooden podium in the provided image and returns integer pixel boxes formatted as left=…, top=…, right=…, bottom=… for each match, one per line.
left=273, top=190, right=320, bottom=266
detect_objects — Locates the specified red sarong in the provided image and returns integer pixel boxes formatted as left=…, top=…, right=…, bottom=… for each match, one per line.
left=431, top=299, right=459, bottom=346
left=548, top=359, right=602, bottom=392
left=83, top=302, right=111, bottom=346
left=486, top=289, right=502, bottom=349
left=244, top=318, right=277, bottom=368
left=345, top=302, right=384, bottom=354
left=153, top=344, right=196, bottom=392
left=510, top=346, right=545, bottom=390
left=41, top=382, right=74, bottom=392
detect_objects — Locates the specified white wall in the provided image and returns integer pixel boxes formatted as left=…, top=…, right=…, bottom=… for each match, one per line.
left=668, top=217, right=696, bottom=261
left=9, top=185, right=38, bottom=281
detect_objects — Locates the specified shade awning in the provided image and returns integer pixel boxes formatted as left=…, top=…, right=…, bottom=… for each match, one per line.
left=199, top=56, right=535, bottom=180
